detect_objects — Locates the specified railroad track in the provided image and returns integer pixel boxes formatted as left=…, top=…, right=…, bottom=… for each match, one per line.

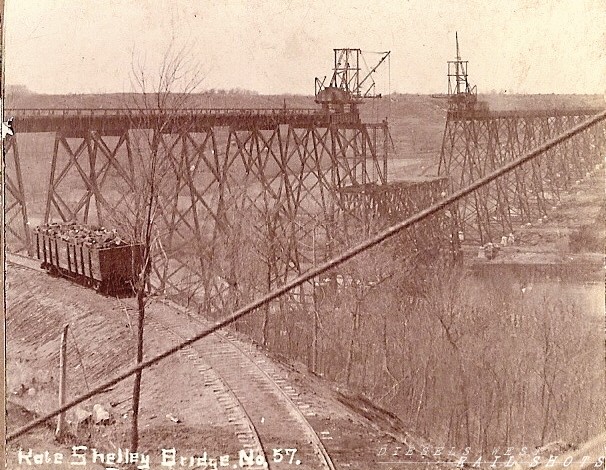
left=143, top=299, right=337, bottom=470
left=6, top=252, right=337, bottom=470
left=144, top=314, right=269, bottom=469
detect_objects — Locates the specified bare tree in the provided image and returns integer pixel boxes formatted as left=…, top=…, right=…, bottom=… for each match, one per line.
left=106, top=42, right=205, bottom=452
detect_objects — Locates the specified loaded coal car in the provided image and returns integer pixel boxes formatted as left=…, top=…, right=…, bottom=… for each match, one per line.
left=34, top=222, right=142, bottom=295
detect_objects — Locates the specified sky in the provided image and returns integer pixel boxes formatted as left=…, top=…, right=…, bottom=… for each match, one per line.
left=4, top=0, right=606, bottom=96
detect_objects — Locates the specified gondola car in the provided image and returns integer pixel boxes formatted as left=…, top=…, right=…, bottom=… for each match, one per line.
left=34, top=223, right=142, bottom=295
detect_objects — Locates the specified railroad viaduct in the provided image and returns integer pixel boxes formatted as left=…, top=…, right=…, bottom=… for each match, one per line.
left=5, top=44, right=605, bottom=312
left=4, top=44, right=606, bottom=465
left=3, top=102, right=604, bottom=371
left=3, top=106, right=451, bottom=312
left=5, top=103, right=604, bottom=263
left=4, top=100, right=605, bottom=453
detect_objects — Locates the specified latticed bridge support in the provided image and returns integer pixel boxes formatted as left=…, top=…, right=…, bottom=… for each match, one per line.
left=438, top=108, right=606, bottom=243
left=6, top=109, right=430, bottom=317
left=3, top=136, right=31, bottom=254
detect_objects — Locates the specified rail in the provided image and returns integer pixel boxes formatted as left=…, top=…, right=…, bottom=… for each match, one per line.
left=149, top=303, right=336, bottom=469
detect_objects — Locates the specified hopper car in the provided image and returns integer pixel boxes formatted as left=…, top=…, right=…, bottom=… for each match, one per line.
left=34, top=224, right=142, bottom=295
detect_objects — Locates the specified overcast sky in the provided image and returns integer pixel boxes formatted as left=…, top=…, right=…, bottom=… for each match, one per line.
left=4, top=0, right=606, bottom=95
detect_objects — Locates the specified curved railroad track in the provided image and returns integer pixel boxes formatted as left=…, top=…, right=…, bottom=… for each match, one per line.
left=147, top=299, right=337, bottom=470
left=6, top=252, right=337, bottom=470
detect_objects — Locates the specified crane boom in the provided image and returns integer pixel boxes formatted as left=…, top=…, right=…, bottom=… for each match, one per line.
left=358, top=51, right=390, bottom=93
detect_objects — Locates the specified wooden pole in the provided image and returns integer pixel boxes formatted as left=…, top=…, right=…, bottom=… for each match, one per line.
left=311, top=227, right=318, bottom=373
left=55, top=324, right=69, bottom=440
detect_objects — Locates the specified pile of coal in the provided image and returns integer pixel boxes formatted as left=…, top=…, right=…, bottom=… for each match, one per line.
left=35, top=222, right=129, bottom=248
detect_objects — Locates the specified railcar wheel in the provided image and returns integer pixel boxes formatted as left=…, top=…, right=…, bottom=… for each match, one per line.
left=47, top=265, right=60, bottom=276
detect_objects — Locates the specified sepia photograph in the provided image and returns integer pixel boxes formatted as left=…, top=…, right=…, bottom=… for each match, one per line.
left=2, top=1, right=605, bottom=469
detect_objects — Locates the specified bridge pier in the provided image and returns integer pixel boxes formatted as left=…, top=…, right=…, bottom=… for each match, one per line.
left=3, top=136, right=31, bottom=254
left=439, top=109, right=606, bottom=244
left=148, top=121, right=393, bottom=313
left=44, top=129, right=135, bottom=225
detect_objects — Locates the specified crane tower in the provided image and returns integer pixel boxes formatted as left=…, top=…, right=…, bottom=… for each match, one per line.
left=447, top=33, right=487, bottom=113
left=314, top=48, right=390, bottom=114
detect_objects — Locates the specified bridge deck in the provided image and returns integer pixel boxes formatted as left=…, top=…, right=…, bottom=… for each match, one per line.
left=7, top=106, right=603, bottom=134
left=447, top=107, right=604, bottom=121
left=5, top=108, right=361, bottom=134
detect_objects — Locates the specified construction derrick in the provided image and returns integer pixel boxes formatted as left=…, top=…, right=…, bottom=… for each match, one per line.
left=315, top=48, right=390, bottom=114
left=438, top=35, right=606, bottom=243
left=444, top=33, right=488, bottom=114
